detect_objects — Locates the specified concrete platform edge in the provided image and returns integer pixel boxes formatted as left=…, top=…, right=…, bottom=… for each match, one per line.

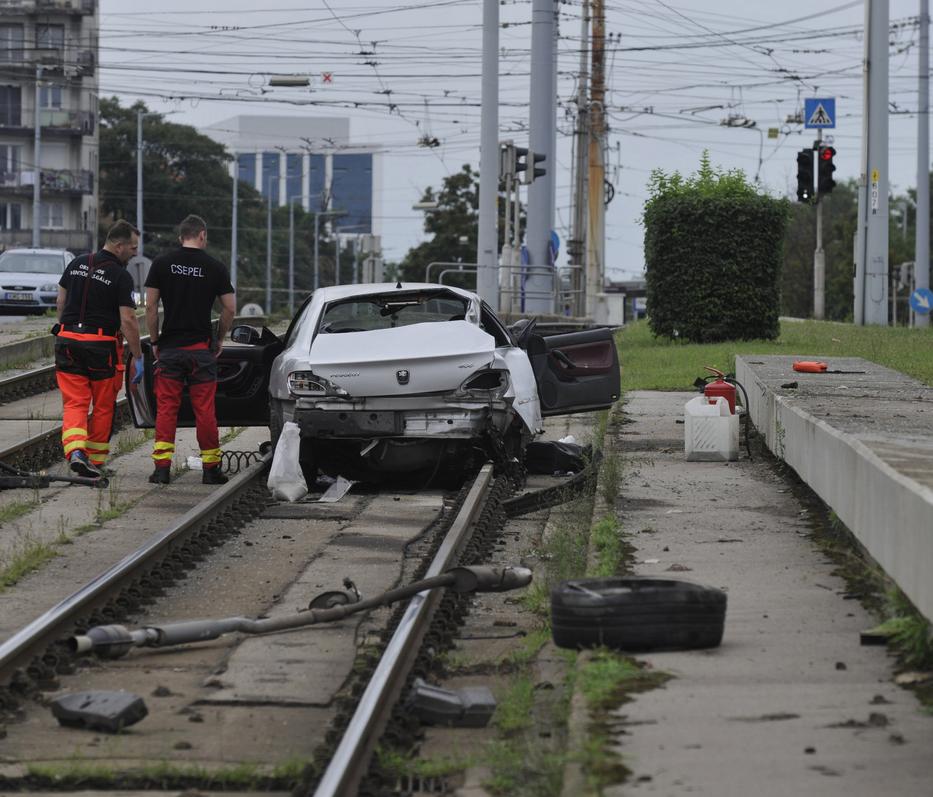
left=736, top=355, right=933, bottom=623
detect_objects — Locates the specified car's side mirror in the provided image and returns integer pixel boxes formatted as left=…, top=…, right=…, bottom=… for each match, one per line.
left=509, top=317, right=537, bottom=349
left=230, top=324, right=262, bottom=345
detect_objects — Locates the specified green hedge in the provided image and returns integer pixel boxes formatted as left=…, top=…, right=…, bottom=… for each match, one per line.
left=643, top=155, right=790, bottom=342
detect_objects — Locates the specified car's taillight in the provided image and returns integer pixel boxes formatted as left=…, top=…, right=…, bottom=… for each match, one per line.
left=288, top=371, right=350, bottom=398
left=460, top=369, right=509, bottom=397
left=288, top=371, right=327, bottom=394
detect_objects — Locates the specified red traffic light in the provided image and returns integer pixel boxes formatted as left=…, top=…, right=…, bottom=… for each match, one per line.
left=820, top=146, right=836, bottom=161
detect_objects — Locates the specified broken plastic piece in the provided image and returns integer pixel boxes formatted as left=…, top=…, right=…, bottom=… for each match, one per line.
left=318, top=475, right=354, bottom=503
left=524, top=440, right=588, bottom=474
left=50, top=690, right=148, bottom=733
left=405, top=678, right=496, bottom=727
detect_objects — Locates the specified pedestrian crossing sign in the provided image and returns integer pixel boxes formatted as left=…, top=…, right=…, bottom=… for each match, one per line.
left=804, top=98, right=835, bottom=129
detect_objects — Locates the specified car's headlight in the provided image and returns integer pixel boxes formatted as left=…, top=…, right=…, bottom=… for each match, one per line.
left=288, top=370, right=350, bottom=398
left=459, top=369, right=510, bottom=399
left=40, top=283, right=57, bottom=292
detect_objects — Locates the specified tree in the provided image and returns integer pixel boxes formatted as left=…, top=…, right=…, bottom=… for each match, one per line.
left=397, top=164, right=522, bottom=286
left=398, top=164, right=479, bottom=284
left=99, top=98, right=235, bottom=254
left=98, top=97, right=340, bottom=315
left=781, top=179, right=919, bottom=323
left=781, top=180, right=858, bottom=321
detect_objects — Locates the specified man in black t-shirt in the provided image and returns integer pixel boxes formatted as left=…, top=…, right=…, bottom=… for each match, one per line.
left=56, top=220, right=144, bottom=478
left=145, top=214, right=235, bottom=485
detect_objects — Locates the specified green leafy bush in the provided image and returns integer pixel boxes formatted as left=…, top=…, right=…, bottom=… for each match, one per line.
left=643, top=153, right=790, bottom=342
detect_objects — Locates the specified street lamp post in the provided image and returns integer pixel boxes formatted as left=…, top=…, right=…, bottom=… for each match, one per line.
left=32, top=63, right=42, bottom=248
left=313, top=210, right=347, bottom=291
left=334, top=224, right=369, bottom=285
left=230, top=159, right=238, bottom=288
left=266, top=174, right=277, bottom=315
left=288, top=197, right=298, bottom=315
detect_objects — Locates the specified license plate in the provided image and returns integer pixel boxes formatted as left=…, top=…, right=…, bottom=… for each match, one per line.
left=4, top=292, right=33, bottom=301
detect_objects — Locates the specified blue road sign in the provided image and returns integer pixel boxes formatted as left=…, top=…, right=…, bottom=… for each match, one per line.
left=804, top=97, right=836, bottom=129
left=909, top=287, right=933, bottom=315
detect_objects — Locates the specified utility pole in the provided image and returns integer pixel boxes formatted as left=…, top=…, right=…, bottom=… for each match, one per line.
left=476, top=0, right=499, bottom=307
left=568, top=0, right=590, bottom=318
left=917, top=0, right=931, bottom=328
left=137, top=108, right=144, bottom=257
left=288, top=199, right=295, bottom=315
left=230, top=159, right=238, bottom=288
left=525, top=0, right=558, bottom=313
left=586, top=0, right=606, bottom=318
left=266, top=175, right=275, bottom=314
left=854, top=0, right=889, bottom=325
left=32, top=64, right=41, bottom=248
left=313, top=210, right=346, bottom=291
left=814, top=131, right=825, bottom=320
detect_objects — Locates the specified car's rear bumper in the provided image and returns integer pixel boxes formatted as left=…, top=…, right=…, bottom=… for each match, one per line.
left=292, top=396, right=512, bottom=439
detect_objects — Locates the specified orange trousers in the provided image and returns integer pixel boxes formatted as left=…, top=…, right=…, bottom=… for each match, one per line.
left=54, top=331, right=118, bottom=466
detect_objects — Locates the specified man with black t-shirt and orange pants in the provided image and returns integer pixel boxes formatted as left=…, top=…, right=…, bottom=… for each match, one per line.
left=145, top=215, right=235, bottom=485
left=56, top=220, right=144, bottom=478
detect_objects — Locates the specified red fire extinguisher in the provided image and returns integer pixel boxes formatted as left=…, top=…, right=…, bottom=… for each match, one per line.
left=703, top=366, right=736, bottom=414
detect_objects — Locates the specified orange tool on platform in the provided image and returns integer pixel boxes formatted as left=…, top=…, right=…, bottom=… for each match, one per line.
left=793, top=361, right=828, bottom=373
left=792, top=361, right=866, bottom=374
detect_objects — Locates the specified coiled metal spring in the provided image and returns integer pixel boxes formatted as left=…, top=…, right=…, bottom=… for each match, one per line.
left=221, top=450, right=263, bottom=474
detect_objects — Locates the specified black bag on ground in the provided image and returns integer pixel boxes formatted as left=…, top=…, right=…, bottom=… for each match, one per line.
left=524, top=440, right=588, bottom=474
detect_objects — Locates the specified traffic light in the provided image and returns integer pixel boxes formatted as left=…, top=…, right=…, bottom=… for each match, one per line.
left=515, top=146, right=530, bottom=181
left=796, top=148, right=814, bottom=203
left=515, top=147, right=547, bottom=185
left=817, top=145, right=836, bottom=195
left=526, top=151, right=546, bottom=185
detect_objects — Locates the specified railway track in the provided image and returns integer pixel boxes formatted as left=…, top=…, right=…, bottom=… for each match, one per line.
left=0, top=332, right=598, bottom=796
left=0, top=442, right=551, bottom=796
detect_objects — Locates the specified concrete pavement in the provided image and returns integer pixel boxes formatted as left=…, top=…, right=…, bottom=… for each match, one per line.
left=602, top=390, right=933, bottom=796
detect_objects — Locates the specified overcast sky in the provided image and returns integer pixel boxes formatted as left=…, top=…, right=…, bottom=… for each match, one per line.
left=99, top=1, right=928, bottom=278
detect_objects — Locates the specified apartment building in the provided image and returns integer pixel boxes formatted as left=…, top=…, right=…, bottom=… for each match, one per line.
left=0, top=0, right=98, bottom=253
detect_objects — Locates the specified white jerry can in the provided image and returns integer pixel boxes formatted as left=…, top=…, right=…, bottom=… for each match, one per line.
left=684, top=395, right=739, bottom=462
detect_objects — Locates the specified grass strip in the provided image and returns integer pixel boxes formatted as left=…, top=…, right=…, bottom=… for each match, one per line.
left=619, top=318, right=933, bottom=391
left=0, top=537, right=57, bottom=592
left=587, top=515, right=626, bottom=578
left=0, top=498, right=39, bottom=524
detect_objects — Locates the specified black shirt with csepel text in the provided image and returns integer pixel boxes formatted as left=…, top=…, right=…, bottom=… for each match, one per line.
left=146, top=247, right=234, bottom=348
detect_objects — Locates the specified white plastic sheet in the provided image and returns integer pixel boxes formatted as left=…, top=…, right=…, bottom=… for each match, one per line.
left=267, top=421, right=308, bottom=502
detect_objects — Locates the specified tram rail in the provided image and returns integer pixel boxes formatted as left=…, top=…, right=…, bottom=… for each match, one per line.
left=0, top=452, right=272, bottom=695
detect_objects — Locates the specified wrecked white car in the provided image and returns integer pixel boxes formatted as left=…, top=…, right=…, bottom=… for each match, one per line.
left=128, top=283, right=620, bottom=484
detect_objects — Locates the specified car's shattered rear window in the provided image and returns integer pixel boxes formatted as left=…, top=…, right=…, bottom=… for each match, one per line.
left=318, top=291, right=470, bottom=334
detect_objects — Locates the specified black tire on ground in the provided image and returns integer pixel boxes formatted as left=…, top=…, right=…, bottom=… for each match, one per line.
left=550, top=577, right=727, bottom=652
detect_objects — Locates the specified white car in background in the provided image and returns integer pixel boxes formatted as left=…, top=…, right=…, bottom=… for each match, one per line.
left=0, top=248, right=74, bottom=314
left=128, top=283, right=621, bottom=485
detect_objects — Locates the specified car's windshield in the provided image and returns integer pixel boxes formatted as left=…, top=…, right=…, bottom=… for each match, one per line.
left=318, top=291, right=470, bottom=334
left=0, top=253, right=65, bottom=274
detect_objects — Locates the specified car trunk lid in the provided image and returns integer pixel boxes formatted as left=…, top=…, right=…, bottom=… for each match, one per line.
left=308, top=321, right=495, bottom=396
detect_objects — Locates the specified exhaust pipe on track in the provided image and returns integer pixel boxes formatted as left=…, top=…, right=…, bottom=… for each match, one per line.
left=69, top=565, right=532, bottom=659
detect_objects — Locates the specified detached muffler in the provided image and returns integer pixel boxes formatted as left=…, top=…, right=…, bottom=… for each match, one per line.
left=70, top=565, right=532, bottom=659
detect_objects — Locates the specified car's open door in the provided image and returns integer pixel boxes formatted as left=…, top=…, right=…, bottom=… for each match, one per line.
left=526, top=327, right=620, bottom=417
left=126, top=326, right=284, bottom=428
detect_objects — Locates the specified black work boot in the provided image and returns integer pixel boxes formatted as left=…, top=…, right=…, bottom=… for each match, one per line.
left=148, top=467, right=171, bottom=485
left=202, top=467, right=228, bottom=485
